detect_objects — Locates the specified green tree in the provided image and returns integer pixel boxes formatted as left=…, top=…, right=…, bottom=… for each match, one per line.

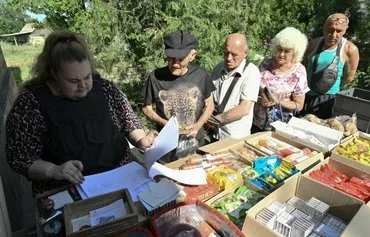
left=0, top=1, right=30, bottom=35
left=7, top=0, right=369, bottom=121
left=10, top=0, right=86, bottom=29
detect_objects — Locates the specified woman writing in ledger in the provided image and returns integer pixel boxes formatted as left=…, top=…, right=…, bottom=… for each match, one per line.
left=6, top=31, right=156, bottom=195
left=252, top=27, right=309, bottom=132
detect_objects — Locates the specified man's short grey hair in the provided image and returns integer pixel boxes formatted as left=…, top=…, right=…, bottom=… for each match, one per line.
left=271, top=27, right=308, bottom=63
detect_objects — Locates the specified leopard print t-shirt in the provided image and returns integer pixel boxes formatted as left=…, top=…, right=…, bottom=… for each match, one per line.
left=6, top=78, right=143, bottom=194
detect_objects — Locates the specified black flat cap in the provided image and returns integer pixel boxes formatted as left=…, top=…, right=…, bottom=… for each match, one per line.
left=164, top=30, right=198, bottom=59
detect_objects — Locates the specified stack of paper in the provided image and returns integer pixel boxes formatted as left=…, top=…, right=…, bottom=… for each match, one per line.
left=77, top=116, right=207, bottom=202
left=138, top=179, right=182, bottom=212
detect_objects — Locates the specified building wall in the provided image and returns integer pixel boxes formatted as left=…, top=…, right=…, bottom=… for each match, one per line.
left=0, top=45, right=35, bottom=234
left=29, top=36, right=46, bottom=46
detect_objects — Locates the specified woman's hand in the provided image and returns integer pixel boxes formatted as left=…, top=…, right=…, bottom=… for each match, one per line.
left=137, top=130, right=158, bottom=150
left=50, top=160, right=85, bottom=185
left=185, top=124, right=201, bottom=138
left=259, top=92, right=278, bottom=108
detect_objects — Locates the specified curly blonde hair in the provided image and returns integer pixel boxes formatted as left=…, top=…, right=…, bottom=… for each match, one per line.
left=271, top=27, right=308, bottom=63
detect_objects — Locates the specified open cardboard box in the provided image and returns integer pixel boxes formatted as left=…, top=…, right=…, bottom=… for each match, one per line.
left=242, top=175, right=366, bottom=237
left=167, top=142, right=298, bottom=204
left=165, top=154, right=244, bottom=205
left=303, top=157, right=370, bottom=203
left=271, top=117, right=343, bottom=154
left=244, top=131, right=324, bottom=173
left=331, top=132, right=370, bottom=174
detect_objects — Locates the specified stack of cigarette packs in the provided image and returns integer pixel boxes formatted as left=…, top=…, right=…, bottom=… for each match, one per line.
left=256, top=196, right=347, bottom=237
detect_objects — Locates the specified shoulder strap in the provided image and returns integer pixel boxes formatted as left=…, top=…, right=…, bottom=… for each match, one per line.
left=335, top=39, right=342, bottom=57
left=217, top=60, right=249, bottom=113
left=312, top=38, right=325, bottom=73
left=312, top=38, right=342, bottom=72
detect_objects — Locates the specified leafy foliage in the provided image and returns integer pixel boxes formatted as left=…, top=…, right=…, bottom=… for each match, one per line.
left=4, top=0, right=370, bottom=123
left=0, top=1, right=31, bottom=35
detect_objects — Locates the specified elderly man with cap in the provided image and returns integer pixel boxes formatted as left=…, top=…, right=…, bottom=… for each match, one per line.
left=303, top=13, right=360, bottom=119
left=210, top=33, right=261, bottom=140
left=142, top=30, right=215, bottom=162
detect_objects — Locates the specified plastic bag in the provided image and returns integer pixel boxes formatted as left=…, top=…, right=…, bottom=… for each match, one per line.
left=340, top=114, right=358, bottom=136
left=264, top=104, right=295, bottom=131
left=150, top=201, right=245, bottom=237
left=176, top=135, right=199, bottom=158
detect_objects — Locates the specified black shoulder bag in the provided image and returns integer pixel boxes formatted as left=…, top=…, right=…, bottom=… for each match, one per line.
left=310, top=39, right=342, bottom=95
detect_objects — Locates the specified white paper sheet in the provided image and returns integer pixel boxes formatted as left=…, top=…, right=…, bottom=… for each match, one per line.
left=80, top=162, right=152, bottom=198
left=149, top=162, right=207, bottom=185
left=71, top=215, right=90, bottom=232
left=89, top=199, right=127, bottom=226
left=48, top=190, right=74, bottom=209
left=144, top=116, right=179, bottom=170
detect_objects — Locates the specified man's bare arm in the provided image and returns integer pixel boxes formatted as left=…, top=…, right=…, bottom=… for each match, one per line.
left=302, top=38, right=320, bottom=66
left=196, top=95, right=214, bottom=128
left=342, top=41, right=360, bottom=85
left=142, top=104, right=168, bottom=127
left=215, top=99, right=254, bottom=125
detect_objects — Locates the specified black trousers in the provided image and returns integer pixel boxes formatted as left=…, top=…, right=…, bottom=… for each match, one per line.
left=302, top=94, right=336, bottom=119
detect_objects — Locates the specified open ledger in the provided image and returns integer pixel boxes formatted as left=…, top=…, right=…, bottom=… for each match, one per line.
left=77, top=116, right=207, bottom=201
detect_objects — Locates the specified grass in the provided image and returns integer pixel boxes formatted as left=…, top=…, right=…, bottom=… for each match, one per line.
left=1, top=42, right=43, bottom=82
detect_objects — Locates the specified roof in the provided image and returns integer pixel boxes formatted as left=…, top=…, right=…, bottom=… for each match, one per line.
left=20, top=23, right=35, bottom=33
left=30, top=28, right=52, bottom=37
left=0, top=23, right=35, bottom=37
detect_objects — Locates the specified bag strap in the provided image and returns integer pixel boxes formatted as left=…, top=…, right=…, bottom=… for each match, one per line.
left=312, top=38, right=342, bottom=72
left=217, top=60, right=249, bottom=113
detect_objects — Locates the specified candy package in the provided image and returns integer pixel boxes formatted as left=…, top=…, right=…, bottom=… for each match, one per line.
left=247, top=156, right=298, bottom=192
left=335, top=137, right=370, bottom=166
left=211, top=186, right=266, bottom=228
left=309, top=164, right=370, bottom=201
left=207, top=166, right=243, bottom=191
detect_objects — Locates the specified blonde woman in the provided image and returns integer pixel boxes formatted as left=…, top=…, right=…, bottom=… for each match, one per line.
left=252, top=27, right=309, bottom=132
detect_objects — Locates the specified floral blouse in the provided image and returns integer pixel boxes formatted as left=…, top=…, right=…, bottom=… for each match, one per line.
left=253, top=59, right=309, bottom=129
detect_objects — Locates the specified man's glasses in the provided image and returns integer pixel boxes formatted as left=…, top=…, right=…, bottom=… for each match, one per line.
left=328, top=18, right=348, bottom=26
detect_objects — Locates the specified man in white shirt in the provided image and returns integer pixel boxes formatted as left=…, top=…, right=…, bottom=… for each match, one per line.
left=211, top=33, right=261, bottom=139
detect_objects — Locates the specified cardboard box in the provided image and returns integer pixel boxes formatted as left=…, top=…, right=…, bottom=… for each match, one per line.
left=165, top=154, right=202, bottom=169
left=165, top=155, right=243, bottom=204
left=64, top=189, right=138, bottom=237
left=198, top=137, right=245, bottom=154
left=272, top=117, right=343, bottom=153
left=304, top=157, right=370, bottom=202
left=341, top=204, right=370, bottom=237
left=242, top=175, right=364, bottom=237
left=245, top=132, right=324, bottom=173
left=331, top=132, right=370, bottom=174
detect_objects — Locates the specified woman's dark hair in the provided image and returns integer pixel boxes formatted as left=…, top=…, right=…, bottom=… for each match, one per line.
left=22, top=31, right=98, bottom=90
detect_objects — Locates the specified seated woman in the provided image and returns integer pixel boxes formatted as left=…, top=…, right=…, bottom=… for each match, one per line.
left=6, top=31, right=156, bottom=195
left=252, top=27, right=309, bottom=132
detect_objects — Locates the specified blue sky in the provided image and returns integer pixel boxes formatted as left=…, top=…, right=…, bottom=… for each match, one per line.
left=26, top=10, right=46, bottom=21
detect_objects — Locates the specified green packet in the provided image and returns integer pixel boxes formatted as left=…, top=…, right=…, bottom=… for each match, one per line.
left=211, top=186, right=266, bottom=220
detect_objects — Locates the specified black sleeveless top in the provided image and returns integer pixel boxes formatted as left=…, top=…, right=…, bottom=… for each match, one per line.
left=32, top=78, right=127, bottom=176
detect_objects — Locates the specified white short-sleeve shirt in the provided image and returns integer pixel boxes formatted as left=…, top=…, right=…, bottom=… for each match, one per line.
left=212, top=59, right=261, bottom=139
